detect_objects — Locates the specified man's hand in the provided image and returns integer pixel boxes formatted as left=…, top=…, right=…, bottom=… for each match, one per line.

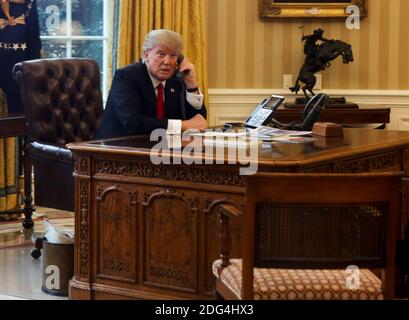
left=182, top=114, right=208, bottom=132
left=178, top=58, right=199, bottom=90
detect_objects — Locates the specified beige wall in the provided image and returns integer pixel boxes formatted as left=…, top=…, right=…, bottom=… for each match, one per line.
left=207, top=0, right=409, bottom=90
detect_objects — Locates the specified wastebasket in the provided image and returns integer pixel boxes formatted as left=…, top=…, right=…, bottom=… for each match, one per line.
left=41, top=240, right=74, bottom=297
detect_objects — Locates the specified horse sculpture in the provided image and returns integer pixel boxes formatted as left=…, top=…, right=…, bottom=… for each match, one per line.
left=290, top=39, right=354, bottom=98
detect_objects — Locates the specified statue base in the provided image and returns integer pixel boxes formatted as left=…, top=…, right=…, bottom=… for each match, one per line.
left=284, top=97, right=359, bottom=109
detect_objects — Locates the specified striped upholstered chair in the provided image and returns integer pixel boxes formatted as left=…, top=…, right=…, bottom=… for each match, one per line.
left=213, top=172, right=402, bottom=300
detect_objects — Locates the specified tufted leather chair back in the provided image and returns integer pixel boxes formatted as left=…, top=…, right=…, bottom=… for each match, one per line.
left=13, top=58, right=103, bottom=145
left=13, top=58, right=104, bottom=212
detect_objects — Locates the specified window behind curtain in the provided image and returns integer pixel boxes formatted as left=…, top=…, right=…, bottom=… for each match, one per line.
left=37, top=0, right=109, bottom=99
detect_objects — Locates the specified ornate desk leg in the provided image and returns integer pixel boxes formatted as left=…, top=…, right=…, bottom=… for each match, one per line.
left=22, top=137, right=34, bottom=229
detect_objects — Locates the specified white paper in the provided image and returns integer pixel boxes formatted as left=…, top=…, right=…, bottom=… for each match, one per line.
left=249, top=126, right=312, bottom=141
left=203, top=137, right=261, bottom=148
left=251, top=126, right=312, bottom=136
left=44, top=220, right=74, bottom=244
left=185, top=129, right=249, bottom=138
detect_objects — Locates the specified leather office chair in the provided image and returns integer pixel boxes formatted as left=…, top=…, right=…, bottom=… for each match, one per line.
left=13, top=58, right=103, bottom=211
left=213, top=172, right=402, bottom=300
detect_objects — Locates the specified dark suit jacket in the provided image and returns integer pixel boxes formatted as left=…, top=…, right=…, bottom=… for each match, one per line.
left=96, top=61, right=207, bottom=139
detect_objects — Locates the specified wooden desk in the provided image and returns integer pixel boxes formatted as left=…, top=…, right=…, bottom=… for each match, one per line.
left=0, top=113, right=34, bottom=228
left=68, top=129, right=409, bottom=300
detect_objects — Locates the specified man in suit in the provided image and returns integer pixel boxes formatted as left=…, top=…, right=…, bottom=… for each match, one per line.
left=96, top=29, right=207, bottom=139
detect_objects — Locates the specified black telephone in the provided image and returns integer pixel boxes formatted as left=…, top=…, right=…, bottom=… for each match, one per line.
left=176, top=54, right=188, bottom=81
left=269, top=93, right=328, bottom=131
left=223, top=95, right=284, bottom=130
left=244, top=95, right=285, bottom=128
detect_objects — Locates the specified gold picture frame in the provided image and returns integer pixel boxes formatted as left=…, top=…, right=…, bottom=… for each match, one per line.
left=259, top=0, right=367, bottom=19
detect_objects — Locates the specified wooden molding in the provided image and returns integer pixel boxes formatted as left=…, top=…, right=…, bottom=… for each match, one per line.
left=208, top=89, right=409, bottom=106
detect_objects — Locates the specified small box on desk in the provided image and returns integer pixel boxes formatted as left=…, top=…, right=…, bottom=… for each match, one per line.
left=313, top=122, right=344, bottom=137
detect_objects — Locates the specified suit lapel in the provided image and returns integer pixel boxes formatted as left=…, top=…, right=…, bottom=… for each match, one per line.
left=141, top=63, right=158, bottom=117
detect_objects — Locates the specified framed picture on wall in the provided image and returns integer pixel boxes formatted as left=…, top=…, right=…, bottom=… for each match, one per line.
left=259, top=0, right=367, bottom=18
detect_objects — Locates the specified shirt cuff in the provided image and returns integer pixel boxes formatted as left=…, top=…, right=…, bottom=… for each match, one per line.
left=167, top=119, right=182, bottom=134
left=186, top=91, right=204, bottom=110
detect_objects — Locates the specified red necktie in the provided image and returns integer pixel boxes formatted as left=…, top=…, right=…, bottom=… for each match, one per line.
left=156, top=83, right=165, bottom=119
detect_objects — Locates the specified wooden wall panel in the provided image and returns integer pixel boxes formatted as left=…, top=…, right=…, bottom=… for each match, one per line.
left=207, top=0, right=409, bottom=90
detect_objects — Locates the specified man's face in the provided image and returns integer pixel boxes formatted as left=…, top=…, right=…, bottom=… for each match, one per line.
left=144, top=45, right=179, bottom=81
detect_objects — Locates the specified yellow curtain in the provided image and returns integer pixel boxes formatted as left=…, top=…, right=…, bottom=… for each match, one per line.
left=0, top=89, right=18, bottom=213
left=117, top=0, right=208, bottom=106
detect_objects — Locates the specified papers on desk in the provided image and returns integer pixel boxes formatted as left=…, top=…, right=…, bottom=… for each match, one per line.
left=249, top=126, right=314, bottom=144
left=186, top=128, right=250, bottom=148
left=250, top=126, right=312, bottom=141
left=186, top=129, right=248, bottom=138
left=184, top=129, right=259, bottom=148
left=203, top=136, right=261, bottom=148
left=186, top=126, right=311, bottom=138
left=184, top=126, right=314, bottom=144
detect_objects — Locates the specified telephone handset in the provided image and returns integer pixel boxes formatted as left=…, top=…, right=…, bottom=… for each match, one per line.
left=300, top=93, right=328, bottom=130
left=176, top=54, right=189, bottom=81
left=176, top=54, right=188, bottom=119
left=269, top=93, right=328, bottom=131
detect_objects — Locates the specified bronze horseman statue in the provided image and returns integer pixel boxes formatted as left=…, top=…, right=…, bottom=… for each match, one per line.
left=290, top=28, right=354, bottom=98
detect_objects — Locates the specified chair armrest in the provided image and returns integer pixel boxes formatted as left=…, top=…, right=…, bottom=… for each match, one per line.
left=30, top=141, right=73, bottom=165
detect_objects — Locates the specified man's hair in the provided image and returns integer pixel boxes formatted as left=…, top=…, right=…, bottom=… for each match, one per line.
left=143, top=29, right=183, bottom=54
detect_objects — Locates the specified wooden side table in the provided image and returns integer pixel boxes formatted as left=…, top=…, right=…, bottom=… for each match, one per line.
left=274, top=108, right=390, bottom=125
left=0, top=113, right=34, bottom=228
